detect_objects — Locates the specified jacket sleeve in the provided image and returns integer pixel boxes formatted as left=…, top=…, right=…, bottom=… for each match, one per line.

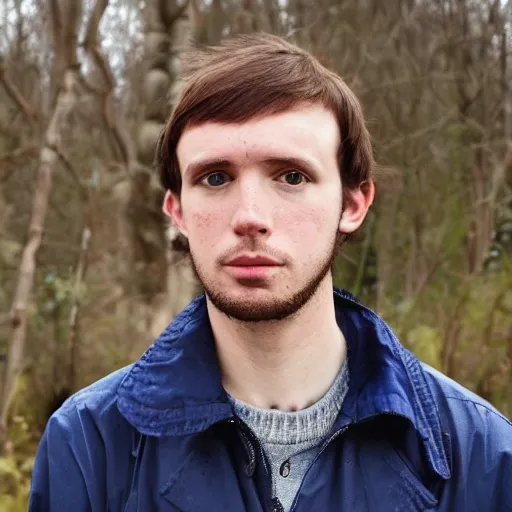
left=482, top=407, right=512, bottom=510
left=457, top=402, right=512, bottom=511
left=29, top=410, right=92, bottom=511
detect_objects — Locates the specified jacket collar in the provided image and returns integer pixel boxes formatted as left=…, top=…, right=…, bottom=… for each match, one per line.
left=116, top=288, right=450, bottom=479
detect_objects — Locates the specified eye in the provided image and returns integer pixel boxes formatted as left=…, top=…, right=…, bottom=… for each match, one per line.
left=278, top=171, right=308, bottom=186
left=200, top=172, right=231, bottom=187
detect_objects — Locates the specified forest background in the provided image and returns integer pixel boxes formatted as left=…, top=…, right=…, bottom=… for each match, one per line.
left=0, top=0, right=511, bottom=509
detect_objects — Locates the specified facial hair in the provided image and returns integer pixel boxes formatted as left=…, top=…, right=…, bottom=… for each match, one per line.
left=189, top=229, right=344, bottom=323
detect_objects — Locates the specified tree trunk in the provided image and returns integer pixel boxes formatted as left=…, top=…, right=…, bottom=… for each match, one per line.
left=0, top=67, right=81, bottom=445
left=128, top=0, right=198, bottom=337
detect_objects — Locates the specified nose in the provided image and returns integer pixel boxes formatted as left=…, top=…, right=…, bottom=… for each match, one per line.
left=231, top=178, right=272, bottom=238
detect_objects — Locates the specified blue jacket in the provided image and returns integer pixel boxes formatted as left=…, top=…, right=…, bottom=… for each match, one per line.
left=30, top=290, right=512, bottom=511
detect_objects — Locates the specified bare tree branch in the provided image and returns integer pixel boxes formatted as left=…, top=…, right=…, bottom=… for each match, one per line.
left=52, top=145, right=87, bottom=197
left=83, top=0, right=114, bottom=90
left=83, top=0, right=108, bottom=50
left=81, top=0, right=135, bottom=167
left=0, top=55, right=37, bottom=129
left=49, top=0, right=62, bottom=47
left=0, top=145, right=39, bottom=182
left=160, top=0, right=190, bottom=27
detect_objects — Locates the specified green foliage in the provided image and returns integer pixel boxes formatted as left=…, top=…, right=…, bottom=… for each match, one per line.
left=0, top=239, right=22, bottom=269
left=0, top=377, right=47, bottom=510
left=0, top=456, right=22, bottom=497
left=0, top=453, right=33, bottom=511
left=0, top=407, right=36, bottom=512
left=406, top=325, right=443, bottom=370
left=35, top=269, right=85, bottom=320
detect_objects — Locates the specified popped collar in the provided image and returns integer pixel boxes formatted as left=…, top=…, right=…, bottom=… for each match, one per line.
left=116, top=288, right=450, bottom=480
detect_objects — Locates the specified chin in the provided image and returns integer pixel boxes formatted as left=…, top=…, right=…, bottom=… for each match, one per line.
left=220, top=284, right=283, bottom=305
left=205, top=281, right=317, bottom=322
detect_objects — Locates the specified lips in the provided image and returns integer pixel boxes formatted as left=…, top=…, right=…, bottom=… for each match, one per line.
left=225, top=254, right=282, bottom=267
left=223, top=254, right=283, bottom=282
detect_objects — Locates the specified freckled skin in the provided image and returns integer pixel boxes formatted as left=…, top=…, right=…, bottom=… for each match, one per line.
left=170, top=104, right=346, bottom=321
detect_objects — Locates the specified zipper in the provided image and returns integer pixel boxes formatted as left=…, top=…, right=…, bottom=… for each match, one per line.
left=226, top=417, right=275, bottom=508
left=232, top=418, right=271, bottom=477
left=289, top=423, right=352, bottom=512
left=271, top=496, right=285, bottom=512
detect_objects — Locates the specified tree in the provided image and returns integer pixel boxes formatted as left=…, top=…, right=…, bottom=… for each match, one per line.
left=0, top=0, right=85, bottom=446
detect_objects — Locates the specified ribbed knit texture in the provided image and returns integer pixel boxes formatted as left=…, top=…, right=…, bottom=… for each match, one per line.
left=229, top=359, right=349, bottom=511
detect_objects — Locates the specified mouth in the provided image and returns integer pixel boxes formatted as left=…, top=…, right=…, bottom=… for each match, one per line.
left=226, top=254, right=282, bottom=267
left=223, top=254, right=283, bottom=282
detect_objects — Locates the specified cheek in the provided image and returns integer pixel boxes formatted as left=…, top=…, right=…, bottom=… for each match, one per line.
left=283, top=203, right=338, bottom=244
left=185, top=206, right=225, bottom=250
left=192, top=212, right=215, bottom=231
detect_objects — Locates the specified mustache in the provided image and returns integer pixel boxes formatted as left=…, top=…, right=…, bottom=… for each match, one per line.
left=219, top=243, right=290, bottom=265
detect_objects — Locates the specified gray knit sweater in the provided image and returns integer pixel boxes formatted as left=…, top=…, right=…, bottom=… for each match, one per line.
left=229, top=359, right=349, bottom=511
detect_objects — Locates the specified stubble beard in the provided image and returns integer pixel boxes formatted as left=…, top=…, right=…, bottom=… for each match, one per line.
left=189, top=230, right=343, bottom=323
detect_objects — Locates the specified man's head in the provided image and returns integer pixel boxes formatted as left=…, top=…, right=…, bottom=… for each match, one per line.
left=157, top=34, right=375, bottom=322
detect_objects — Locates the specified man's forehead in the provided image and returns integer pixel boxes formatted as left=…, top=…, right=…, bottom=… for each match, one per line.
left=177, top=105, right=340, bottom=166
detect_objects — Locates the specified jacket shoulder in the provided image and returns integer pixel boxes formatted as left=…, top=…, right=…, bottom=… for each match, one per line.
left=422, top=362, right=511, bottom=473
left=44, top=364, right=136, bottom=448
left=422, top=362, right=511, bottom=427
left=420, top=365, right=512, bottom=509
left=60, top=364, right=132, bottom=413
left=30, top=365, right=137, bottom=509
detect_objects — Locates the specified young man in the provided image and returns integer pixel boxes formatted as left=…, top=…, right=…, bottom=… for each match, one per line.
left=30, top=34, right=511, bottom=511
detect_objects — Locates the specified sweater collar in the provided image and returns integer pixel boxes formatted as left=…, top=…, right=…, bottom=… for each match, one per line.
left=116, top=289, right=449, bottom=479
left=229, top=358, right=349, bottom=445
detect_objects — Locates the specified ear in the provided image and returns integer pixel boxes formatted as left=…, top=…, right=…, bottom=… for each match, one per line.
left=163, top=190, right=188, bottom=238
left=338, top=180, right=375, bottom=234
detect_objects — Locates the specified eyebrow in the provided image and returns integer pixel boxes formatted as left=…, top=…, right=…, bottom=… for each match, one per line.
left=260, top=157, right=319, bottom=173
left=185, top=158, right=234, bottom=177
left=185, top=156, right=319, bottom=177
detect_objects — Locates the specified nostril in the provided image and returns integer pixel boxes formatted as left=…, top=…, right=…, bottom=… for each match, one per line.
left=231, top=209, right=271, bottom=236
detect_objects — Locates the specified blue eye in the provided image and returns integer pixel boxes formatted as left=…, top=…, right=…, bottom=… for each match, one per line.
left=280, top=171, right=306, bottom=185
left=202, top=172, right=230, bottom=187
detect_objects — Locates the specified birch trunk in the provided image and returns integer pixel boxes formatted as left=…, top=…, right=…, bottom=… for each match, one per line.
left=0, top=67, right=81, bottom=444
left=0, top=0, right=83, bottom=447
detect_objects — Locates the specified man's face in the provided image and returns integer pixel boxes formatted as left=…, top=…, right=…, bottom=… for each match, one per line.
left=166, top=104, right=365, bottom=322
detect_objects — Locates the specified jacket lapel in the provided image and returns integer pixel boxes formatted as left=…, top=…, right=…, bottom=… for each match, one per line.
left=160, top=430, right=262, bottom=512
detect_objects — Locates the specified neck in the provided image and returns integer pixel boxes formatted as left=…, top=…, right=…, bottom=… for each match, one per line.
left=208, top=280, right=346, bottom=412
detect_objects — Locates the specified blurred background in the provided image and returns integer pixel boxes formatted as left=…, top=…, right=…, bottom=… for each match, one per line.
left=0, top=0, right=511, bottom=508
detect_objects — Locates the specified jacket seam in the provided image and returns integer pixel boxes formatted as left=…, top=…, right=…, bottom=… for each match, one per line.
left=118, top=398, right=232, bottom=418
left=444, top=395, right=512, bottom=427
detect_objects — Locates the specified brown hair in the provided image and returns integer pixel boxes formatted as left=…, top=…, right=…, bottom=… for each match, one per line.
left=156, top=33, right=374, bottom=200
